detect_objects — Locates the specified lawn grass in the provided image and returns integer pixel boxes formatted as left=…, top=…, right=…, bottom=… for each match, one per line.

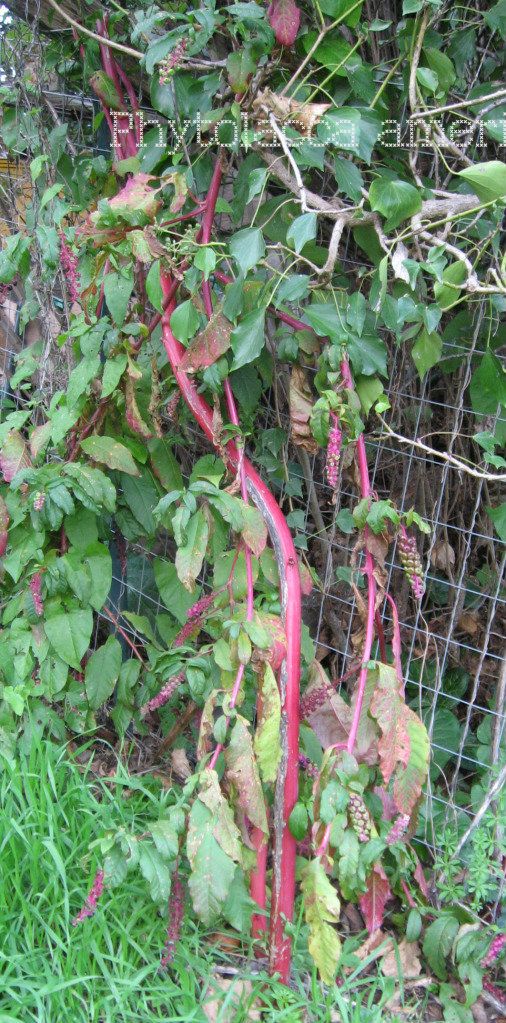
left=0, top=740, right=405, bottom=1022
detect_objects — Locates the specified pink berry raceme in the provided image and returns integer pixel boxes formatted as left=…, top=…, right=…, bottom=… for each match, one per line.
left=29, top=572, right=43, bottom=617
left=159, top=39, right=188, bottom=83
left=398, top=527, right=425, bottom=599
left=141, top=672, right=185, bottom=716
left=325, top=416, right=342, bottom=492
left=72, top=869, right=104, bottom=926
left=482, top=933, right=506, bottom=967
left=386, top=813, right=410, bottom=845
left=59, top=233, right=80, bottom=305
left=173, top=591, right=217, bottom=647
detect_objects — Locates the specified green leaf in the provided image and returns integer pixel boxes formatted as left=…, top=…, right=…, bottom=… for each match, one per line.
left=85, top=635, right=122, bottom=709
left=222, top=867, right=254, bottom=932
left=457, top=160, right=506, bottom=202
left=317, top=107, right=382, bottom=163
left=287, top=213, right=317, bottom=254
left=355, top=375, right=384, bottom=416
left=470, top=351, right=506, bottom=415
left=230, top=308, right=266, bottom=371
left=423, top=914, right=460, bottom=980
left=289, top=801, right=309, bottom=841
left=170, top=299, right=200, bottom=343
left=139, top=844, right=172, bottom=904
left=101, top=354, right=128, bottom=398
left=84, top=542, right=113, bottom=611
left=369, top=177, right=422, bottom=231
left=254, top=664, right=281, bottom=783
left=80, top=436, right=140, bottom=476
left=487, top=503, right=506, bottom=541
left=301, top=859, right=341, bottom=984
left=154, top=560, right=197, bottom=623
left=67, top=356, right=101, bottom=407
left=150, top=820, right=179, bottom=859
left=175, top=508, right=209, bottom=590
left=411, top=329, right=442, bottom=378
left=334, top=156, right=364, bottom=203
left=229, top=227, right=265, bottom=274
left=146, top=259, right=163, bottom=313
left=120, top=468, right=158, bottom=535
left=44, top=608, right=93, bottom=671
left=194, top=246, right=216, bottom=279
left=434, top=261, right=467, bottom=309
left=338, top=828, right=360, bottom=897
left=226, top=49, right=256, bottom=93
left=103, top=271, right=134, bottom=326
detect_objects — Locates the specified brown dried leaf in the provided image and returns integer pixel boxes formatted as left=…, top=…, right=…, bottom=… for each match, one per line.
left=180, top=308, right=232, bottom=373
left=253, top=88, right=331, bottom=135
left=431, top=540, right=455, bottom=573
left=289, top=366, right=318, bottom=452
left=124, top=376, right=154, bottom=439
left=203, top=977, right=261, bottom=1023
left=171, top=748, right=192, bottom=780
left=458, top=611, right=480, bottom=636
left=380, top=938, right=422, bottom=979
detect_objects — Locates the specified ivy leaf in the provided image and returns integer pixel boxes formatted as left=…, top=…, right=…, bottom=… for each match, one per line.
left=103, top=272, right=134, bottom=326
left=180, top=308, right=232, bottom=372
left=225, top=717, right=268, bottom=833
left=359, top=863, right=391, bottom=934
left=268, top=0, right=301, bottom=45
left=470, top=351, right=506, bottom=415
left=423, top=914, right=460, bottom=980
left=229, top=228, right=265, bottom=275
left=187, top=798, right=236, bottom=924
left=80, top=436, right=140, bottom=476
left=254, top=664, right=281, bottom=783
left=0, top=430, right=31, bottom=483
left=44, top=608, right=93, bottom=671
left=487, top=504, right=506, bottom=542
left=287, top=212, right=317, bottom=254
left=175, top=508, right=209, bottom=590
left=85, top=635, right=122, bottom=710
left=139, top=844, right=172, bottom=904
left=289, top=801, right=309, bottom=840
left=369, top=177, right=422, bottom=231
left=301, top=859, right=341, bottom=984
left=334, top=156, right=364, bottom=203
left=411, top=329, right=442, bottom=378
left=457, top=160, right=506, bottom=203
left=230, top=308, right=266, bottom=371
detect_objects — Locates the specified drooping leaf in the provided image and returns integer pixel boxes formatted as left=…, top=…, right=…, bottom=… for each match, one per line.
left=198, top=770, right=243, bottom=863
left=337, top=828, right=360, bottom=898
left=254, top=664, right=281, bottom=783
left=0, top=495, right=9, bottom=556
left=139, top=843, right=172, bottom=904
left=423, top=914, right=460, bottom=980
left=124, top=377, right=154, bottom=439
left=85, top=635, right=122, bottom=710
left=229, top=228, right=265, bottom=275
left=289, top=366, right=318, bottom=452
left=370, top=663, right=429, bottom=814
left=411, top=329, right=442, bottom=378
left=287, top=213, right=317, bottom=254
left=80, top=436, right=140, bottom=476
left=359, top=862, right=391, bottom=934
left=225, top=717, right=268, bottom=833
left=226, top=49, right=256, bottom=93
left=301, top=859, right=341, bottom=984
left=44, top=608, right=93, bottom=671
left=154, top=559, right=197, bottom=622
left=230, top=308, right=266, bottom=371
left=176, top=509, right=209, bottom=590
left=187, top=798, right=236, bottom=924
left=268, top=0, right=301, bottom=45
left=103, top=271, right=134, bottom=326
left=0, top=430, right=31, bottom=482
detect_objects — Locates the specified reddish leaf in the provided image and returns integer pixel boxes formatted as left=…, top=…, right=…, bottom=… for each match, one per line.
left=180, top=309, right=232, bottom=373
left=268, top=0, right=301, bottom=46
left=109, top=173, right=161, bottom=218
left=412, top=855, right=430, bottom=898
left=370, top=663, right=429, bottom=814
left=0, top=494, right=9, bottom=555
left=0, top=430, right=31, bottom=482
left=299, top=559, right=313, bottom=595
left=359, top=863, right=391, bottom=934
left=124, top=377, right=154, bottom=440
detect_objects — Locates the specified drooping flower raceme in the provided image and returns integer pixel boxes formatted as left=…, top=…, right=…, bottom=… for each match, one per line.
left=72, top=869, right=105, bottom=926
left=160, top=873, right=184, bottom=967
left=159, top=39, right=188, bottom=83
left=140, top=672, right=185, bottom=716
left=386, top=813, right=411, bottom=845
left=59, top=233, right=80, bottom=305
left=29, top=572, right=44, bottom=617
left=325, top=415, right=342, bottom=492
left=482, top=933, right=506, bottom=967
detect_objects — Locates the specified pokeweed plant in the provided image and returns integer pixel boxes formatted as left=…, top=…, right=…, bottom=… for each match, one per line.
left=0, top=0, right=505, bottom=997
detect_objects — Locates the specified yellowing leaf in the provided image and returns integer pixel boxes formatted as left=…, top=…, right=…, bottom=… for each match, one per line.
left=370, top=663, right=429, bottom=814
left=301, top=859, right=341, bottom=984
left=225, top=717, right=268, bottom=833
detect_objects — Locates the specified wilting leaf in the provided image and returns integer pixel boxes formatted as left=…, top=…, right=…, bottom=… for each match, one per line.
left=226, top=49, right=256, bottom=93
left=225, top=717, right=268, bottom=833
left=301, top=859, right=341, bottom=984
left=108, top=172, right=161, bottom=218
left=80, top=435, right=140, bottom=476
left=422, top=914, right=459, bottom=981
left=253, top=88, right=331, bottom=135
left=359, top=862, right=391, bottom=934
left=180, top=308, right=232, bottom=372
left=268, top=0, right=301, bottom=45
left=138, top=843, right=172, bottom=904
left=187, top=797, right=236, bottom=924
left=124, top=377, right=153, bottom=439
left=289, top=366, right=317, bottom=452
left=176, top=509, right=209, bottom=590
left=198, top=771, right=243, bottom=864
left=370, top=662, right=429, bottom=814
left=254, top=665, right=281, bottom=783
left=0, top=430, right=31, bottom=482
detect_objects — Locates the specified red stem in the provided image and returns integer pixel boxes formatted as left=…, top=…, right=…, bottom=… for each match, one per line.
left=160, top=275, right=301, bottom=983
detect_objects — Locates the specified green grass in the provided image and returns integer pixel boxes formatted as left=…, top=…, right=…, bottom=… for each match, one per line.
left=0, top=740, right=404, bottom=1022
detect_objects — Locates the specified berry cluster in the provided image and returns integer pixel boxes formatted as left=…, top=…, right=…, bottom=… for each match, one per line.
left=398, top=529, right=425, bottom=600
left=29, top=572, right=43, bottom=617
left=173, top=591, right=217, bottom=647
left=386, top=813, right=410, bottom=845
left=299, top=753, right=319, bottom=779
left=325, top=417, right=342, bottom=491
left=348, top=794, right=372, bottom=842
left=33, top=491, right=45, bottom=511
left=482, top=933, right=506, bottom=967
left=159, top=38, right=188, bottom=83
left=300, top=683, right=333, bottom=718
